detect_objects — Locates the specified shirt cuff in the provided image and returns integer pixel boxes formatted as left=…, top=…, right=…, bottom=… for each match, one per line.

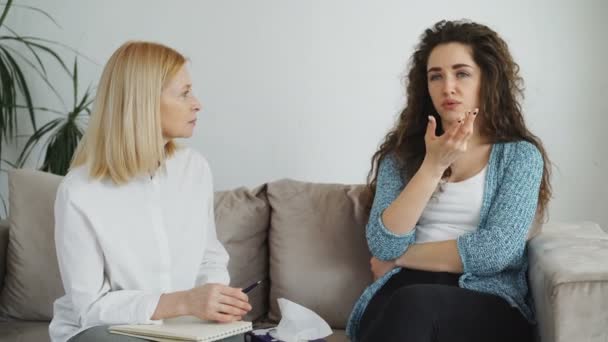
left=137, top=292, right=163, bottom=325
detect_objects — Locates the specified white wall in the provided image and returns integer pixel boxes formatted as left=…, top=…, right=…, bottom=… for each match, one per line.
left=5, top=0, right=607, bottom=228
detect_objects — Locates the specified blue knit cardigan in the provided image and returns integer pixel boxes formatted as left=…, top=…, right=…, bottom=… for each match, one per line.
left=346, top=141, right=543, bottom=340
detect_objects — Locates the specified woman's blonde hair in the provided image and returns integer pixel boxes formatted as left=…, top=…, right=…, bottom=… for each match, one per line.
left=71, top=41, right=186, bottom=184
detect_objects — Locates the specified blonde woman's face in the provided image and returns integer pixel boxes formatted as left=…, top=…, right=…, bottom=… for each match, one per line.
left=160, top=65, right=201, bottom=139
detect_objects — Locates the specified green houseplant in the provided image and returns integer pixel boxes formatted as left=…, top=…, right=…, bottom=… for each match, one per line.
left=0, top=0, right=71, bottom=156
left=17, top=58, right=92, bottom=175
left=0, top=1, right=93, bottom=216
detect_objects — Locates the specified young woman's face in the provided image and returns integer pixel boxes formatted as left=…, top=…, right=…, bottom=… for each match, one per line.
left=160, top=65, right=201, bottom=140
left=427, top=42, right=481, bottom=127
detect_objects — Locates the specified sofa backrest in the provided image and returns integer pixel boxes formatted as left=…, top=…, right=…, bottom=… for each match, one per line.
left=0, top=169, right=63, bottom=320
left=214, top=185, right=270, bottom=321
left=0, top=169, right=376, bottom=329
left=265, top=179, right=373, bottom=329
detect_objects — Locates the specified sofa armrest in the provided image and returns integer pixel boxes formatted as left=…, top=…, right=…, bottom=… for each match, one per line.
left=0, top=219, right=8, bottom=292
left=528, top=221, right=608, bottom=342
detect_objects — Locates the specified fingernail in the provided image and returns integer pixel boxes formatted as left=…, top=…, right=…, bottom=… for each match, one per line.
left=474, top=108, right=479, bottom=115
left=428, top=115, right=433, bottom=121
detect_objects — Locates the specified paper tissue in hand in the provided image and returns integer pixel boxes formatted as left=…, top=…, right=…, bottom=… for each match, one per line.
left=245, top=298, right=332, bottom=342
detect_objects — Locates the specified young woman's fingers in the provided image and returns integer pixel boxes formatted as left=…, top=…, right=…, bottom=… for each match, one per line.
left=454, top=110, right=477, bottom=141
left=441, top=119, right=464, bottom=144
left=425, top=115, right=437, bottom=140
left=445, top=113, right=466, bottom=141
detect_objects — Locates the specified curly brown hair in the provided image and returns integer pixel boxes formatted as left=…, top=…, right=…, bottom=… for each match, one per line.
left=368, top=19, right=552, bottom=219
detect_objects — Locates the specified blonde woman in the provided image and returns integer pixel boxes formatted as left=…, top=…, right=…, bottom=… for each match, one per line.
left=49, top=41, right=251, bottom=342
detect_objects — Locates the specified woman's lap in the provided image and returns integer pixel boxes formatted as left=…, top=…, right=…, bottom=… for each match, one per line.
left=358, top=268, right=533, bottom=342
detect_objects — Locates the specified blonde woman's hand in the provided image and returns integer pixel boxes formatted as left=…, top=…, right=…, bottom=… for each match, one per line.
left=423, top=109, right=478, bottom=174
left=185, top=283, right=252, bottom=323
left=371, top=257, right=396, bottom=281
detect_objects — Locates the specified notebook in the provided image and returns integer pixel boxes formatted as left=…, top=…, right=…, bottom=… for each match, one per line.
left=109, top=317, right=252, bottom=342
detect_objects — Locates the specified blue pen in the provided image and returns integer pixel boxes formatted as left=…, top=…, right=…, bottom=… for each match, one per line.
left=243, top=280, right=263, bottom=294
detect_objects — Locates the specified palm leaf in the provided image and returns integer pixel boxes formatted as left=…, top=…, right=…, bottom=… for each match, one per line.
left=1, top=2, right=61, bottom=28
left=72, top=58, right=77, bottom=107
left=0, top=45, right=65, bottom=105
left=1, top=43, right=47, bottom=77
left=0, top=46, right=36, bottom=133
left=17, top=118, right=62, bottom=167
left=0, top=0, right=12, bottom=28
left=0, top=3, right=76, bottom=165
left=0, top=51, right=17, bottom=147
left=1, top=26, right=49, bottom=75
left=0, top=49, right=21, bottom=155
left=11, top=36, right=97, bottom=65
left=9, top=104, right=63, bottom=115
left=41, top=120, right=83, bottom=175
left=0, top=34, right=71, bottom=76
left=17, top=59, right=94, bottom=174
left=1, top=157, right=16, bottom=168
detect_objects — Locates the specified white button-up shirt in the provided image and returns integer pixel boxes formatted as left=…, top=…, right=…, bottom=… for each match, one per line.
left=49, top=148, right=230, bottom=342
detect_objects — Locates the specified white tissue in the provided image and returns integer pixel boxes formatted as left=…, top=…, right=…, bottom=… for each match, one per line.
left=273, top=298, right=333, bottom=342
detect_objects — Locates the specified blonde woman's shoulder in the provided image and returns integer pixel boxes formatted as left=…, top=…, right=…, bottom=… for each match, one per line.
left=55, top=164, right=101, bottom=203
left=170, top=146, right=212, bottom=175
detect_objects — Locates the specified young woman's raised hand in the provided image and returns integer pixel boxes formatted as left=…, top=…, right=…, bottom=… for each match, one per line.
left=424, top=109, right=478, bottom=173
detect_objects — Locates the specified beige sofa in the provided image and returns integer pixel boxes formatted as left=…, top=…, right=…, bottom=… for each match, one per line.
left=0, top=169, right=607, bottom=342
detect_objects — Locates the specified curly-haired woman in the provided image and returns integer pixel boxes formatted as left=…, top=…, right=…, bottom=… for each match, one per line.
left=347, top=20, right=552, bottom=342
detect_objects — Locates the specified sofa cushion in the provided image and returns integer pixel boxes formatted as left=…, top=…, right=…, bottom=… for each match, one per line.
left=0, top=169, right=271, bottom=323
left=528, top=221, right=608, bottom=342
left=266, top=179, right=373, bottom=329
left=0, top=169, right=63, bottom=320
left=214, top=185, right=270, bottom=322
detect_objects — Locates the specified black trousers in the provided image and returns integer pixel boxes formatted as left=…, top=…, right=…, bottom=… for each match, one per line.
left=358, top=268, right=534, bottom=342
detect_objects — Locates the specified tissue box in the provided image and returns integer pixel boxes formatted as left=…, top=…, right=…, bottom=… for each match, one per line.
left=244, top=329, right=326, bottom=342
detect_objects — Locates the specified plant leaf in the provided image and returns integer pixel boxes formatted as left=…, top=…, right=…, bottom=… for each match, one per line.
left=11, top=36, right=97, bottom=65
left=0, top=0, right=13, bottom=28
left=0, top=45, right=64, bottom=106
left=0, top=47, right=36, bottom=131
left=72, top=57, right=77, bottom=107
left=41, top=120, right=84, bottom=175
left=0, top=35, right=71, bottom=75
left=17, top=118, right=62, bottom=167
left=1, top=157, right=16, bottom=168
left=7, top=104, right=63, bottom=115
left=1, top=43, right=47, bottom=77
left=0, top=49, right=22, bottom=142
left=2, top=3, right=61, bottom=28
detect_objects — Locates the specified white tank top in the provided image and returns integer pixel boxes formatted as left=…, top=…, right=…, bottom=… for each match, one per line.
left=415, top=165, right=487, bottom=243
